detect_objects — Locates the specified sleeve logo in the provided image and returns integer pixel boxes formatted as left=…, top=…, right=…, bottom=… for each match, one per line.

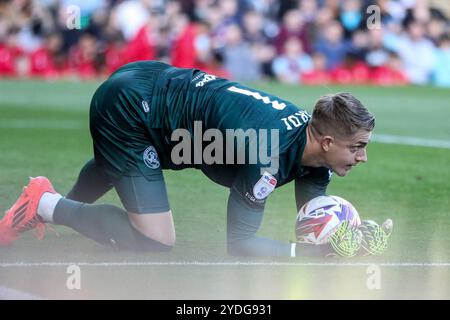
left=253, top=171, right=277, bottom=200
left=195, top=74, right=217, bottom=87
left=141, top=100, right=150, bottom=113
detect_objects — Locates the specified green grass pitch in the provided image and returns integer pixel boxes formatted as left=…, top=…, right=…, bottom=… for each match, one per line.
left=0, top=79, right=449, bottom=299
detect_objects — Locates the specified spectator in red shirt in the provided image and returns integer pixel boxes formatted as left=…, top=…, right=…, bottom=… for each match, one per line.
left=170, top=13, right=197, bottom=68
left=103, top=31, right=127, bottom=76
left=301, top=52, right=331, bottom=85
left=330, top=53, right=370, bottom=85
left=68, top=32, right=99, bottom=79
left=29, top=32, right=67, bottom=78
left=0, top=27, right=24, bottom=77
left=123, top=10, right=161, bottom=64
left=370, top=51, right=408, bottom=86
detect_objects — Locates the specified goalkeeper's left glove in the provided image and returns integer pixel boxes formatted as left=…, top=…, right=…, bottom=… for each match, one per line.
left=328, top=220, right=363, bottom=258
left=358, top=219, right=393, bottom=256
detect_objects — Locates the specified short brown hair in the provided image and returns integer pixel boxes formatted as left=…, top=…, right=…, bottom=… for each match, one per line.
left=310, top=92, right=375, bottom=138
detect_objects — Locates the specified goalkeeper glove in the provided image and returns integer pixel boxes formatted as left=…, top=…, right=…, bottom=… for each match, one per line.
left=328, top=220, right=363, bottom=258
left=358, top=219, right=393, bottom=255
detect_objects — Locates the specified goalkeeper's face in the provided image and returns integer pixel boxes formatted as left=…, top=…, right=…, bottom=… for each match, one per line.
left=324, top=130, right=371, bottom=177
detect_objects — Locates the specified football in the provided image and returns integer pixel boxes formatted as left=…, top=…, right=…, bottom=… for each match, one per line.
left=296, top=195, right=361, bottom=244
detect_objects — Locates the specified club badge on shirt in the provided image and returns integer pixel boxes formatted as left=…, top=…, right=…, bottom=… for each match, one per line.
left=253, top=171, right=277, bottom=200
left=143, top=145, right=160, bottom=169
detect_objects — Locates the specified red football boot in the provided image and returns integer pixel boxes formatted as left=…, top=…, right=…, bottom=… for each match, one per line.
left=0, top=176, right=56, bottom=246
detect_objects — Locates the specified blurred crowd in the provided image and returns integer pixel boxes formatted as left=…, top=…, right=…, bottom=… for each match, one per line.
left=0, top=0, right=449, bottom=87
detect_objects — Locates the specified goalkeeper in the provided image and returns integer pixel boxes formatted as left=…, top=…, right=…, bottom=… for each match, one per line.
left=0, top=61, right=381, bottom=257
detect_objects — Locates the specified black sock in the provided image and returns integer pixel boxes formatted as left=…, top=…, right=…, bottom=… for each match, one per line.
left=66, top=159, right=114, bottom=203
left=53, top=198, right=172, bottom=252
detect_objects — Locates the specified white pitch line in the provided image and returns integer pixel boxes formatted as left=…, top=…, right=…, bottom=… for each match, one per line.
left=372, top=134, right=450, bottom=149
left=1, top=261, right=449, bottom=268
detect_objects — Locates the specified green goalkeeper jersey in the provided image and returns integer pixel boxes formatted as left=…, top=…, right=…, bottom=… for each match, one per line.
left=106, top=61, right=331, bottom=210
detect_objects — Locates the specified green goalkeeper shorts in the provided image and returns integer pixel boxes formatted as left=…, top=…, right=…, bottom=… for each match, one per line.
left=89, top=62, right=170, bottom=213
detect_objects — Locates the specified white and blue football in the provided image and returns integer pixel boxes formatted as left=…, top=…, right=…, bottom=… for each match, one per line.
left=296, top=195, right=361, bottom=244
